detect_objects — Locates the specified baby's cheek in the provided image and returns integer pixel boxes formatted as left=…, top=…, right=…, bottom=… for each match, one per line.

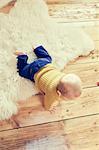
left=74, top=91, right=81, bottom=97
left=67, top=92, right=74, bottom=98
left=69, top=91, right=74, bottom=96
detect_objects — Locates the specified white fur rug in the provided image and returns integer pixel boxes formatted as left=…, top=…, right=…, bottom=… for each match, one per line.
left=0, top=0, right=94, bottom=120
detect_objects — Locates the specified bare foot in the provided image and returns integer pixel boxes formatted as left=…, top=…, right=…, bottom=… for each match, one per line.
left=14, top=51, right=26, bottom=56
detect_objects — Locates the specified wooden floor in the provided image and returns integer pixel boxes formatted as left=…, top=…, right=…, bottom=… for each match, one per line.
left=0, top=0, right=99, bottom=150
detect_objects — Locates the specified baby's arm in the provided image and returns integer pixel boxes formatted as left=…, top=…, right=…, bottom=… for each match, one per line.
left=43, top=92, right=61, bottom=114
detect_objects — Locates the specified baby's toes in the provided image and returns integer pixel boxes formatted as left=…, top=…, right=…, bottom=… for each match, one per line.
left=14, top=51, right=25, bottom=56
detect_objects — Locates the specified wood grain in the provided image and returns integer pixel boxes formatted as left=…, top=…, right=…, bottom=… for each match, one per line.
left=48, top=3, right=99, bottom=22
left=64, top=62, right=99, bottom=87
left=64, top=114, right=99, bottom=150
left=0, top=114, right=99, bottom=150
left=0, top=121, right=67, bottom=150
left=46, top=0, right=99, bottom=4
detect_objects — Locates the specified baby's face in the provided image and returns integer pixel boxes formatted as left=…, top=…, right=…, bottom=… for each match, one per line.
left=62, top=83, right=81, bottom=100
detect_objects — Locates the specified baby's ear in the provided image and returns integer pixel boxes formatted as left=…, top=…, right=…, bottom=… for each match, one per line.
left=57, top=90, right=61, bottom=97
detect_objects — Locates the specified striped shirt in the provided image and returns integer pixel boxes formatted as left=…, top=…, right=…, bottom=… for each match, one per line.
left=34, top=63, right=65, bottom=110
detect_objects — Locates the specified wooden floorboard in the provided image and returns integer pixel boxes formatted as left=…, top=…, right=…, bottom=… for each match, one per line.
left=48, top=3, right=99, bottom=22
left=64, top=62, right=99, bottom=87
left=46, top=0, right=99, bottom=4
left=0, top=121, right=67, bottom=150
left=0, top=114, right=99, bottom=150
left=64, top=114, right=99, bottom=150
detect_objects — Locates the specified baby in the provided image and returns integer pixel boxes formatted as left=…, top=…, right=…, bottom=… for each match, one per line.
left=15, top=45, right=82, bottom=111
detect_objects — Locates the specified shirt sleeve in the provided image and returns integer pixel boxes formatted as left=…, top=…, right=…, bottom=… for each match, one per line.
left=44, top=92, right=59, bottom=110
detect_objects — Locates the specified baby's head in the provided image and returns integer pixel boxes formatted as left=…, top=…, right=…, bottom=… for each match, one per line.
left=57, top=74, right=82, bottom=100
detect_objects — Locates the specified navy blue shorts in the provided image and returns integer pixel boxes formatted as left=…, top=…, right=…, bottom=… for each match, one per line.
left=17, top=46, right=52, bottom=82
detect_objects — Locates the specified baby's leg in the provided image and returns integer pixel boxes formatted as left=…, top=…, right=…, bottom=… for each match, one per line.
left=16, top=54, right=36, bottom=81
left=34, top=45, right=52, bottom=62
left=17, top=54, right=28, bottom=72
left=16, top=54, right=32, bottom=80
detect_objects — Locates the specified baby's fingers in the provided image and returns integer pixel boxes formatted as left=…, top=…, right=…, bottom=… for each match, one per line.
left=49, top=107, right=57, bottom=114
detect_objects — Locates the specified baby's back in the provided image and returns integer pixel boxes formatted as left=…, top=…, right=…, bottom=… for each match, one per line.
left=34, top=63, right=65, bottom=93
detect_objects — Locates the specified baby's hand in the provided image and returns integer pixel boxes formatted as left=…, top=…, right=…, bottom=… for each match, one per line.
left=48, top=101, right=59, bottom=114
left=49, top=106, right=57, bottom=114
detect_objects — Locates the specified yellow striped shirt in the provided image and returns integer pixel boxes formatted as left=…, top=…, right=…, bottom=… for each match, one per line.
left=34, top=63, right=65, bottom=110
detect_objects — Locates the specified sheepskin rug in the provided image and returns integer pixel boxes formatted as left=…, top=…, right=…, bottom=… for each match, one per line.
left=0, top=0, right=94, bottom=120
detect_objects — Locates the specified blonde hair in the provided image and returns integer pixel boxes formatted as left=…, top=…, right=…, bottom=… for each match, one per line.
left=57, top=74, right=82, bottom=96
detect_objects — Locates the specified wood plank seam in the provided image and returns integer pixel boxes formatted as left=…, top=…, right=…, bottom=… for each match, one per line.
left=1, top=113, right=99, bottom=133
